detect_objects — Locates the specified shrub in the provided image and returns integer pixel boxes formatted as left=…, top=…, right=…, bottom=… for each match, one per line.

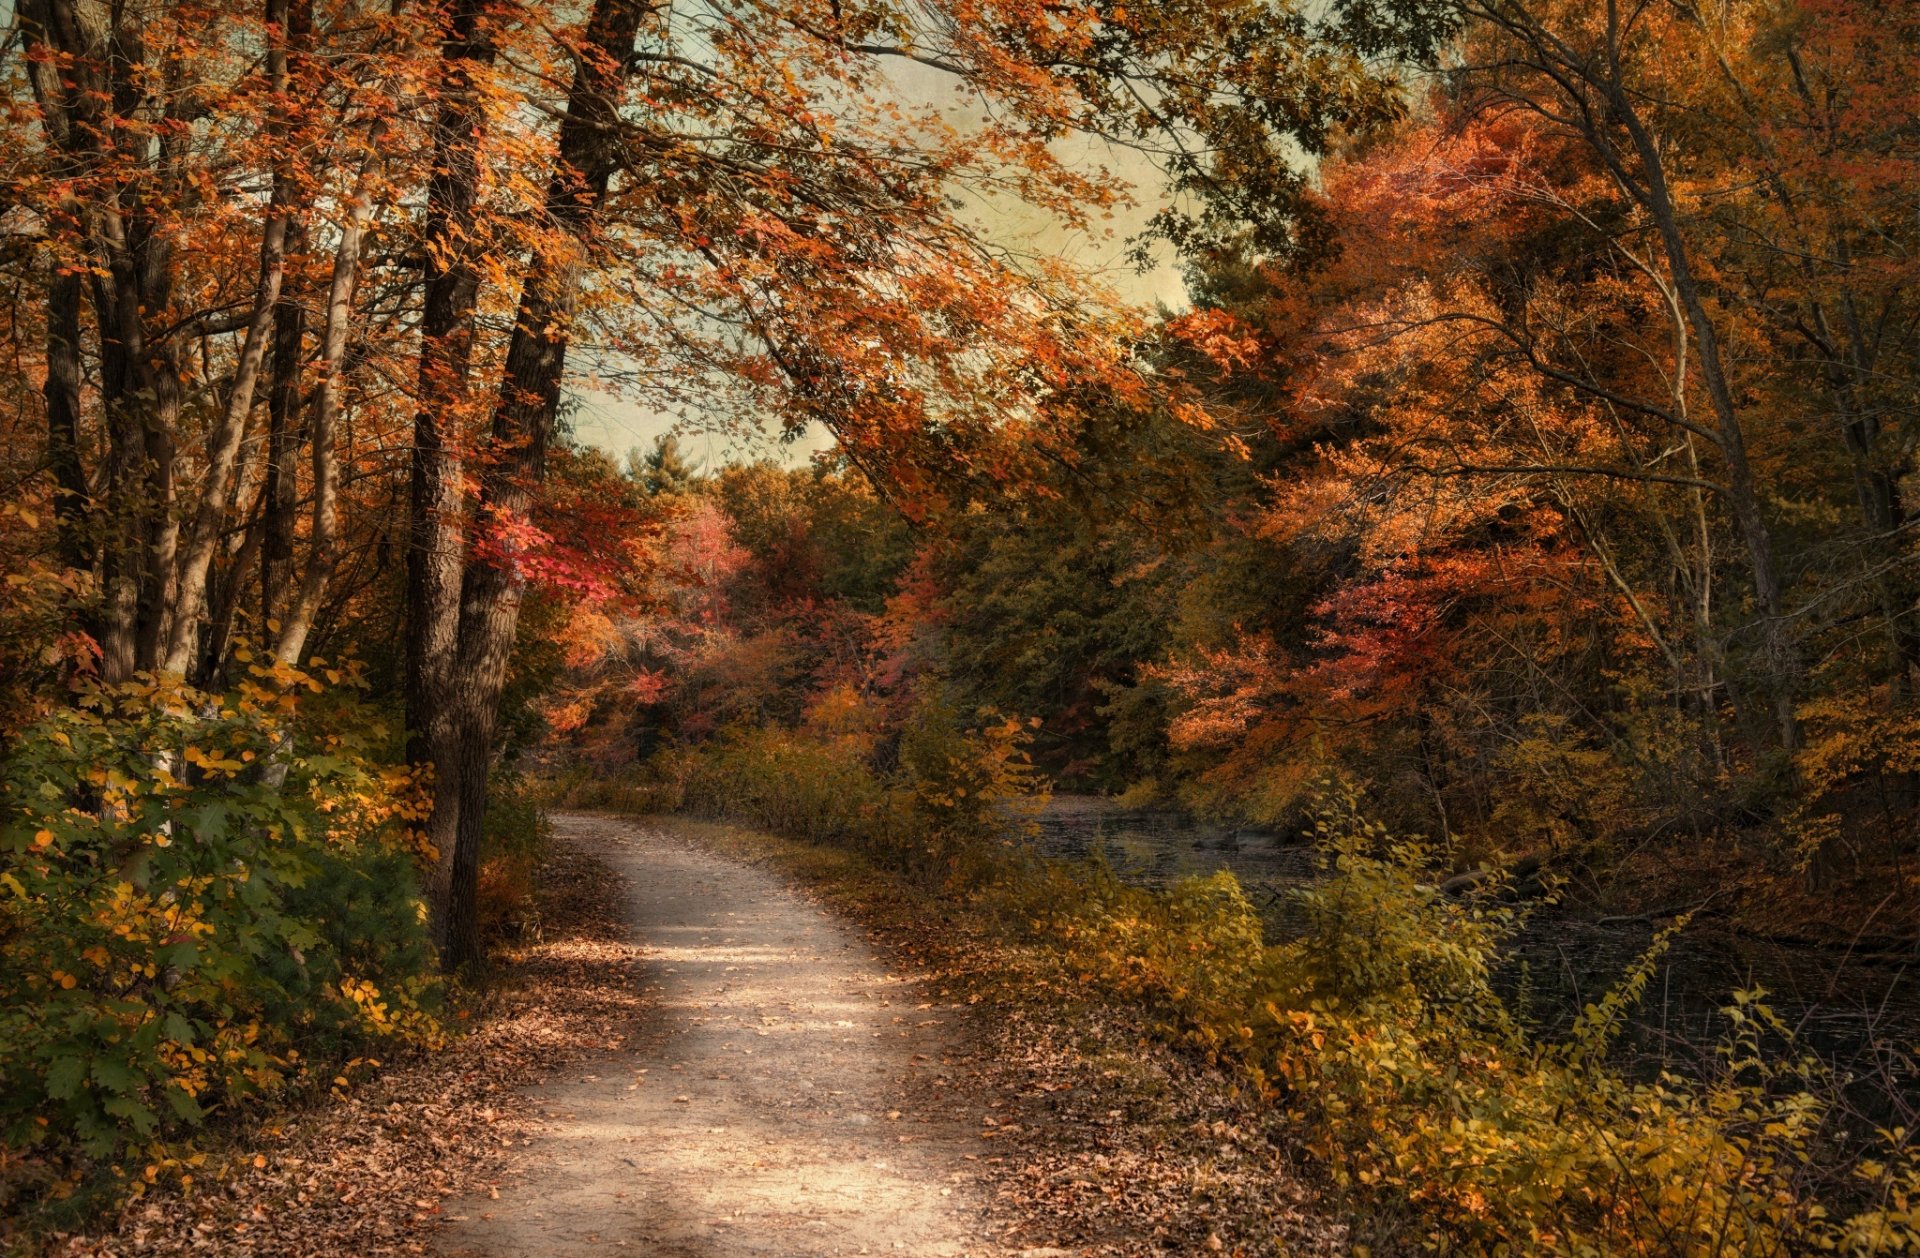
left=475, top=770, right=554, bottom=939
left=682, top=725, right=893, bottom=851
left=1043, top=864, right=1277, bottom=1060
left=1049, top=784, right=1920, bottom=1256
left=0, top=668, right=440, bottom=1213
left=541, top=757, right=687, bottom=815
left=675, top=693, right=1047, bottom=888
left=898, top=700, right=1049, bottom=843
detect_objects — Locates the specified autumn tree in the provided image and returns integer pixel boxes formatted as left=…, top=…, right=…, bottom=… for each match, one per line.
left=378, top=0, right=1431, bottom=964
left=5, top=0, right=1426, bottom=964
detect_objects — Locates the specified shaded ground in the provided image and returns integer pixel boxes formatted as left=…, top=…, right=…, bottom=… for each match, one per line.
left=436, top=813, right=1005, bottom=1257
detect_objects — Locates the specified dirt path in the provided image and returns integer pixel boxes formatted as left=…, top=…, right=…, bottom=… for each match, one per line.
left=436, top=813, right=1008, bottom=1258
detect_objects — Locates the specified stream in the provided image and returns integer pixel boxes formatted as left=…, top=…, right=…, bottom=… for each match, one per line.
left=1027, top=795, right=1919, bottom=1101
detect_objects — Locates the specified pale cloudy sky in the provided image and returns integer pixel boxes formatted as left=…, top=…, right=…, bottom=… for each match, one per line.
left=567, top=56, right=1186, bottom=468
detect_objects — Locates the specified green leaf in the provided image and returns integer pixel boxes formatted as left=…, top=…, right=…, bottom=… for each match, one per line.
left=162, top=1012, right=195, bottom=1046
left=191, top=803, right=231, bottom=843
left=102, top=1093, right=157, bottom=1136
left=45, top=1055, right=86, bottom=1100
left=91, top=1057, right=137, bottom=1094
left=161, top=1084, right=204, bottom=1123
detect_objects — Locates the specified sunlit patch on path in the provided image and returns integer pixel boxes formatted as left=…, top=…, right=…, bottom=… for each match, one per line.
left=436, top=813, right=1002, bottom=1257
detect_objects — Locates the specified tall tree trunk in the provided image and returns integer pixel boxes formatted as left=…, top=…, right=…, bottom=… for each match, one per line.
left=411, top=0, right=500, bottom=955
left=260, top=0, right=316, bottom=644
left=275, top=149, right=378, bottom=666
left=1491, top=0, right=1808, bottom=754
left=1606, top=88, right=1802, bottom=753
left=431, top=0, right=646, bottom=968
left=18, top=0, right=156, bottom=682
left=1817, top=301, right=1920, bottom=700
left=160, top=0, right=302, bottom=677
left=262, top=222, right=309, bottom=637
left=1750, top=44, right=1920, bottom=705
left=200, top=491, right=267, bottom=688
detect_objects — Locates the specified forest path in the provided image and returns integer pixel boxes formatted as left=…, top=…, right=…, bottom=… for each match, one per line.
left=436, top=812, right=1008, bottom=1258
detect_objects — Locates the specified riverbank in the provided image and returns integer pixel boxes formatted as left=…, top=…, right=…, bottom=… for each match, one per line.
left=1032, top=794, right=1920, bottom=1093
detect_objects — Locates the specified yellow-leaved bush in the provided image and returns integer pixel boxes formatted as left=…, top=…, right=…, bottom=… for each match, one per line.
left=1041, top=785, right=1920, bottom=1256
left=1789, top=692, right=1920, bottom=875
left=0, top=665, right=441, bottom=1216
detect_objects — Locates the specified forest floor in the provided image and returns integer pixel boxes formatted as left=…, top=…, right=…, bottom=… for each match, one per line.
left=47, top=816, right=652, bottom=1257
left=49, top=812, right=1344, bottom=1257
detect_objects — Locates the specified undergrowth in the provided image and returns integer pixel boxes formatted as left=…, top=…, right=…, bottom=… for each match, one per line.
left=476, top=770, right=554, bottom=942
left=0, top=669, right=443, bottom=1237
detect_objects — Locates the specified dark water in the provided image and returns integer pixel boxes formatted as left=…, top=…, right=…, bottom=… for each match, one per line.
left=1027, top=795, right=1919, bottom=1102
left=1029, top=794, right=1320, bottom=890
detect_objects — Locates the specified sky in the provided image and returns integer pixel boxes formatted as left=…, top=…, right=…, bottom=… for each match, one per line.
left=567, top=54, right=1187, bottom=470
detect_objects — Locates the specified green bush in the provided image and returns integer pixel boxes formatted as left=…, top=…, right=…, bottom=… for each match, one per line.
left=475, top=770, right=554, bottom=938
left=682, top=726, right=894, bottom=851
left=540, top=760, right=681, bottom=814
left=0, top=669, right=440, bottom=1212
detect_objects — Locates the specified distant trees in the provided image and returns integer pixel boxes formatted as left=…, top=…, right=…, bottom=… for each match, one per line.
left=632, top=435, right=704, bottom=499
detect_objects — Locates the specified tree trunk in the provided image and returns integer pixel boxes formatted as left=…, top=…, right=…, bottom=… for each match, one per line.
left=43, top=264, right=91, bottom=573
left=19, top=0, right=157, bottom=681
left=429, top=0, right=646, bottom=969
left=1609, top=95, right=1802, bottom=753
left=274, top=147, right=377, bottom=667
left=199, top=491, right=267, bottom=688
left=159, top=0, right=302, bottom=677
left=411, top=0, right=501, bottom=958
left=262, top=224, right=309, bottom=639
